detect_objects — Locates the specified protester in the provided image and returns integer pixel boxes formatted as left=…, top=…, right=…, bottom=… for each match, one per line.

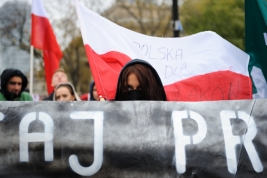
left=43, top=68, right=68, bottom=100
left=53, top=82, right=81, bottom=101
left=89, top=81, right=99, bottom=101
left=114, top=59, right=166, bottom=101
left=0, top=69, right=32, bottom=101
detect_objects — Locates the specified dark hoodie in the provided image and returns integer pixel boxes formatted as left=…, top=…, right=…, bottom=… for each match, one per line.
left=0, top=69, right=28, bottom=101
left=89, top=81, right=96, bottom=101
left=115, top=59, right=167, bottom=101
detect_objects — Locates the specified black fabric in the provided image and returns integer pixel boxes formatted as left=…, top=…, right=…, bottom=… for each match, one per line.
left=0, top=69, right=28, bottom=101
left=126, top=90, right=143, bottom=100
left=89, top=81, right=96, bottom=101
left=115, top=59, right=167, bottom=101
left=1, top=100, right=267, bottom=177
left=42, top=91, right=54, bottom=101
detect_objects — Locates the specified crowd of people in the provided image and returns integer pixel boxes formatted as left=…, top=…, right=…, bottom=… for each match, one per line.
left=0, top=59, right=166, bottom=102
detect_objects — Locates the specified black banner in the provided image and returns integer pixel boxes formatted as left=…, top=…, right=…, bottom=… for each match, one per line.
left=0, top=100, right=266, bottom=178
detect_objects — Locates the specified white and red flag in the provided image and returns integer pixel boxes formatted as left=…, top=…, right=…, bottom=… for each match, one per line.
left=31, top=0, right=62, bottom=94
left=76, top=1, right=252, bottom=101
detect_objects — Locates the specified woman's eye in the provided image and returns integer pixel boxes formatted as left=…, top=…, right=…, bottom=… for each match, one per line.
left=137, top=86, right=141, bottom=90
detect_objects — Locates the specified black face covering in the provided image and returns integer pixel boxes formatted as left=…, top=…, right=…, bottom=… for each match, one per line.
left=126, top=90, right=142, bottom=100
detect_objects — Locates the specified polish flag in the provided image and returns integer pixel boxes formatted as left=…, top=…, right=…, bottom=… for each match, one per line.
left=76, top=1, right=252, bottom=101
left=31, top=0, right=62, bottom=94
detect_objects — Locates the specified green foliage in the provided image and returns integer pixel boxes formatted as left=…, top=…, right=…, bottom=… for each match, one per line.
left=181, top=0, right=244, bottom=50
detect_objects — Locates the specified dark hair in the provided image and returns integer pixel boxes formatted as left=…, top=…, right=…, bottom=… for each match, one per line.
left=115, top=62, right=166, bottom=101
left=89, top=81, right=96, bottom=101
left=0, top=68, right=28, bottom=100
left=0, top=68, right=28, bottom=91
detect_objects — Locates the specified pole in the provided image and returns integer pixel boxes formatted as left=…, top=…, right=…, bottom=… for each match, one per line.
left=172, top=0, right=179, bottom=37
left=30, top=45, right=34, bottom=95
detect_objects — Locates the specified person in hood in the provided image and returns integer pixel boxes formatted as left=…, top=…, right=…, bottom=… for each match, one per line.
left=0, top=68, right=32, bottom=101
left=53, top=82, right=81, bottom=101
left=89, top=81, right=99, bottom=101
left=115, top=59, right=166, bottom=101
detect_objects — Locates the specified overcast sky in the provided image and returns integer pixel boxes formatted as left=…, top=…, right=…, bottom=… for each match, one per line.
left=0, top=0, right=29, bottom=7
left=0, top=0, right=114, bottom=49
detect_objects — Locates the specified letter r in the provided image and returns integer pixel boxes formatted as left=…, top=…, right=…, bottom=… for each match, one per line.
left=220, top=110, right=263, bottom=174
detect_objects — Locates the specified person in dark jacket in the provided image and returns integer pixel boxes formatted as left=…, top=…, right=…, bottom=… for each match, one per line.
left=115, top=59, right=166, bottom=101
left=0, top=68, right=32, bottom=101
left=89, top=81, right=99, bottom=101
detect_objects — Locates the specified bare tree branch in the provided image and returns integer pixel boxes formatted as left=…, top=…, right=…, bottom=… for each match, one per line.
left=102, top=0, right=172, bottom=37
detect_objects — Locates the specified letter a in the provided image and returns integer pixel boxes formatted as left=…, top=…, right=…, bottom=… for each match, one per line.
left=69, top=111, right=104, bottom=176
left=20, top=112, right=54, bottom=162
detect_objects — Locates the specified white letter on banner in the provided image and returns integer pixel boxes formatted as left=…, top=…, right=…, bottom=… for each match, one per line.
left=172, top=110, right=207, bottom=174
left=20, top=112, right=54, bottom=162
left=69, top=111, right=104, bottom=176
left=0, top=112, right=4, bottom=121
left=220, top=110, right=263, bottom=174
left=264, top=33, right=267, bottom=46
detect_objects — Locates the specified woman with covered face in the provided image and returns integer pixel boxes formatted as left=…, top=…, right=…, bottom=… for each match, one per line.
left=115, top=59, right=166, bottom=101
left=53, top=82, right=81, bottom=101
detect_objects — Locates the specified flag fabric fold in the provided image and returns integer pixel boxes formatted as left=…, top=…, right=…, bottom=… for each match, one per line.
left=245, top=0, right=267, bottom=99
left=31, top=0, right=62, bottom=94
left=76, top=0, right=252, bottom=101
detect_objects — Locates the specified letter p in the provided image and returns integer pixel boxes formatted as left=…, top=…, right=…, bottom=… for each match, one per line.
left=172, top=110, right=207, bottom=174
